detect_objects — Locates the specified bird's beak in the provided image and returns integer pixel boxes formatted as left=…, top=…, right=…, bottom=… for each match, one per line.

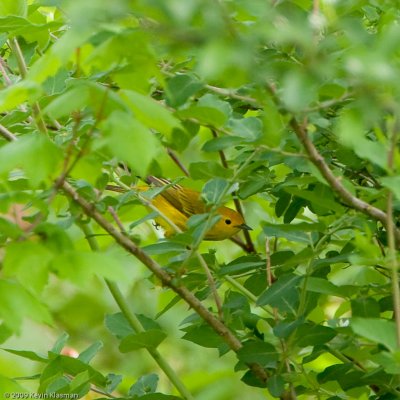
left=236, top=223, right=253, bottom=231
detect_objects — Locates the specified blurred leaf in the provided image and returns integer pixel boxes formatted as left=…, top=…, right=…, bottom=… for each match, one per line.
left=51, top=250, right=129, bottom=284
left=0, top=81, right=41, bottom=113
left=129, top=373, right=158, bottom=397
left=176, top=106, right=227, bottom=127
left=237, top=341, right=278, bottom=366
left=119, top=330, right=167, bottom=352
left=381, top=176, right=400, bottom=200
left=336, top=110, right=387, bottom=170
left=0, top=280, right=52, bottom=332
left=294, top=324, right=337, bottom=346
left=182, top=325, right=226, bottom=348
left=0, top=376, right=27, bottom=395
left=202, top=135, right=244, bottom=152
left=78, top=341, right=103, bottom=364
left=3, top=241, right=52, bottom=294
left=351, top=298, right=380, bottom=318
left=201, top=178, right=231, bottom=205
left=2, top=348, right=47, bottom=362
left=0, top=133, right=62, bottom=186
left=121, top=90, right=182, bottom=138
left=101, top=110, right=161, bottom=176
left=228, top=117, right=263, bottom=142
left=190, top=161, right=232, bottom=179
left=105, top=313, right=134, bottom=339
left=51, top=332, right=69, bottom=354
left=351, top=318, right=397, bottom=352
left=267, top=375, right=285, bottom=397
left=257, top=274, right=301, bottom=313
left=166, top=74, right=204, bottom=107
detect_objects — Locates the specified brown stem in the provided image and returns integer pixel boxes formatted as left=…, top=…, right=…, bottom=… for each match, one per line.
left=167, top=147, right=190, bottom=177
left=211, top=129, right=256, bottom=253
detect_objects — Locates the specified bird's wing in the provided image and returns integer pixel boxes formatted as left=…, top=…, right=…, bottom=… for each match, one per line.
left=146, top=176, right=206, bottom=217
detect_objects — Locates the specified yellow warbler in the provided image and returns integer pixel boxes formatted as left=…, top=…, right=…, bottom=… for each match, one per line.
left=107, top=176, right=251, bottom=240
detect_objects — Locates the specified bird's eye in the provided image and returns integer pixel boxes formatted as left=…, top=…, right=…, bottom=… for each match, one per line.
left=225, top=219, right=232, bottom=225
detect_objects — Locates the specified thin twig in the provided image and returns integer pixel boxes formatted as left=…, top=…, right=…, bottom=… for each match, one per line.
left=211, top=129, right=256, bottom=253
left=108, top=206, right=127, bottom=233
left=266, top=238, right=273, bottom=286
left=0, top=123, right=17, bottom=141
left=167, top=147, right=190, bottom=176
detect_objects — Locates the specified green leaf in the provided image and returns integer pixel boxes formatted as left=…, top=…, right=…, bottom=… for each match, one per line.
left=43, top=84, right=90, bottom=118
left=129, top=373, right=158, bottom=397
left=351, top=298, right=380, bottom=318
left=351, top=318, right=397, bottom=352
left=381, top=176, right=400, bottom=200
left=3, top=242, right=52, bottom=294
left=0, top=133, right=62, bottom=187
left=166, top=74, right=203, bottom=107
left=202, top=135, right=244, bottom=152
left=176, top=106, right=227, bottom=127
left=0, top=81, right=41, bottom=113
left=336, top=110, right=387, bottom=170
left=119, top=330, right=167, bottom=352
left=218, top=255, right=265, bottom=275
left=51, top=332, right=69, bottom=354
left=306, top=277, right=350, bottom=297
left=201, top=178, right=231, bottom=205
left=182, top=325, right=226, bottom=348
left=0, top=279, right=52, bottom=332
left=267, top=375, right=285, bottom=397
left=190, top=161, right=232, bottom=179
left=294, top=324, right=337, bottom=346
left=78, top=341, right=103, bottom=364
left=0, top=0, right=27, bottom=17
left=101, top=110, right=161, bottom=176
left=28, top=30, right=92, bottom=83
left=257, top=274, right=301, bottom=313
left=104, top=313, right=135, bottom=339
left=2, top=348, right=47, bottom=362
left=0, top=375, right=27, bottom=395
left=51, top=250, right=129, bottom=285
left=262, top=222, right=309, bottom=243
left=0, top=16, right=61, bottom=35
left=228, top=117, right=263, bottom=142
left=120, top=90, right=182, bottom=138
left=237, top=341, right=278, bottom=366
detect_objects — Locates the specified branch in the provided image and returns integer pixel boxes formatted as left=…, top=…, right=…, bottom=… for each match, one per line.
left=62, top=181, right=269, bottom=384
left=290, top=118, right=400, bottom=245
left=80, top=223, right=195, bottom=400
left=0, top=123, right=17, bottom=141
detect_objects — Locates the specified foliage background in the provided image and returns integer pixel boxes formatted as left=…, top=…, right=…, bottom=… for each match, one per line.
left=1, top=0, right=400, bottom=399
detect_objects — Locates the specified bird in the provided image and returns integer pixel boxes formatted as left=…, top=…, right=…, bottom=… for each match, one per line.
left=106, top=176, right=252, bottom=241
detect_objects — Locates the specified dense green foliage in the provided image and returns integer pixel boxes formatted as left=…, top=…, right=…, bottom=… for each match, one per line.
left=1, top=0, right=400, bottom=399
